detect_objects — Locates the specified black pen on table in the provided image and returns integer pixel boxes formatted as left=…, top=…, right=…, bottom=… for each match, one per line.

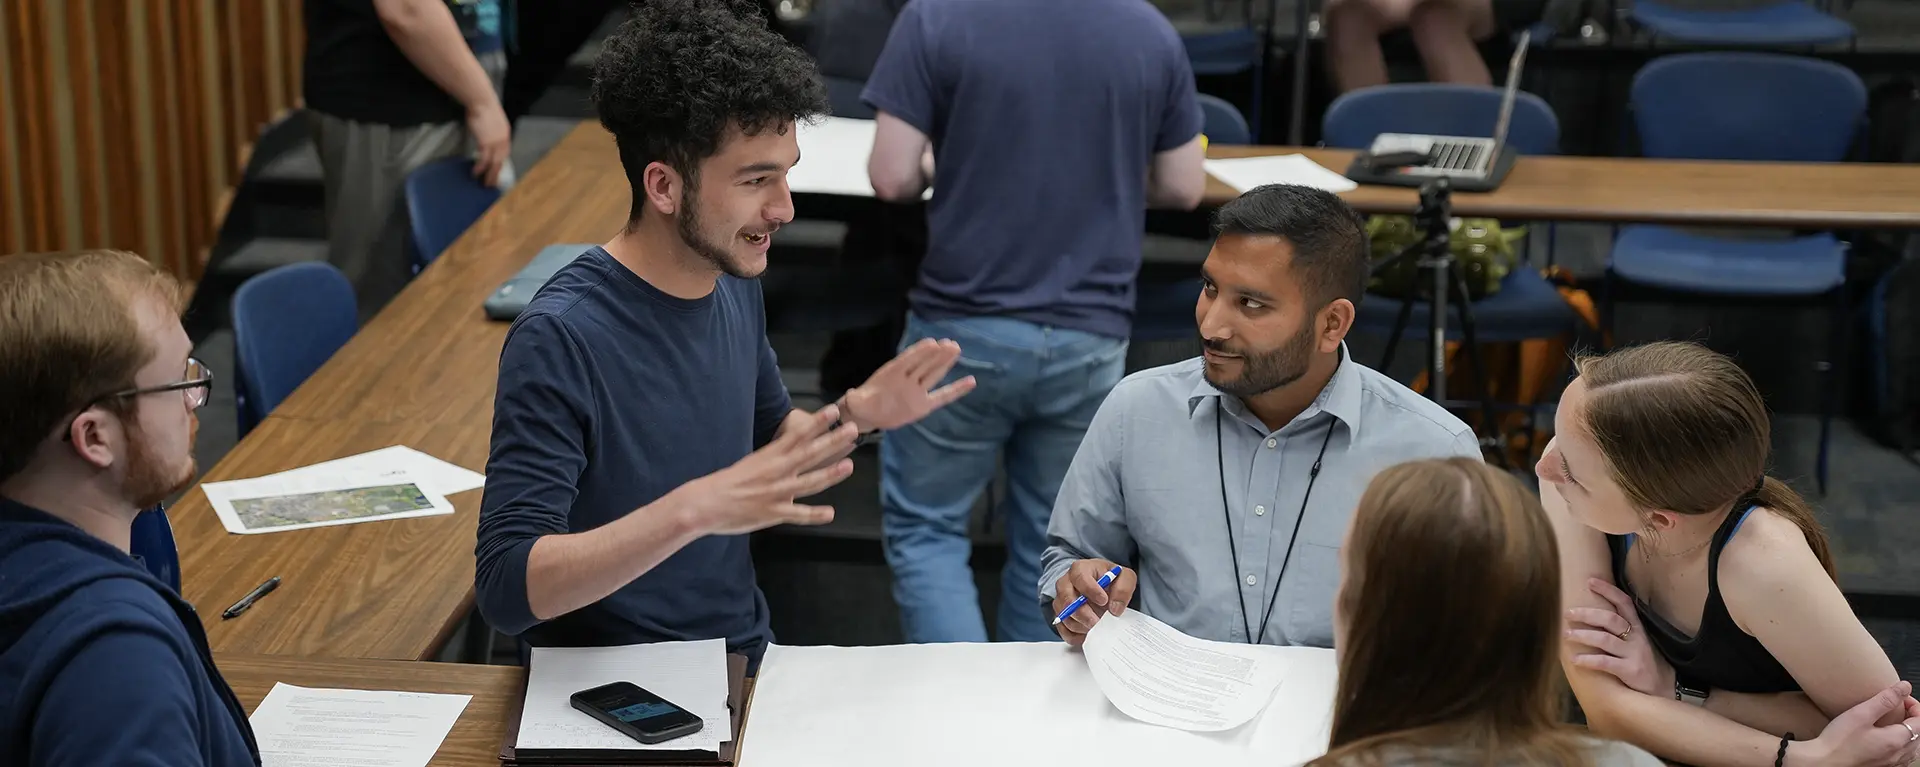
left=223, top=576, right=280, bottom=620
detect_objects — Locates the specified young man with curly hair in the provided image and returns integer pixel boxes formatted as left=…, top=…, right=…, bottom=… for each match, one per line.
left=473, top=0, right=974, bottom=668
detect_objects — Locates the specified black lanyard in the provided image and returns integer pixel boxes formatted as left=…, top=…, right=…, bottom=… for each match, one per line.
left=1215, top=405, right=1337, bottom=645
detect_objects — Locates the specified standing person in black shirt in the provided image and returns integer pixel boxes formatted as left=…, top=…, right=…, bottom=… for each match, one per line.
left=303, top=0, right=513, bottom=313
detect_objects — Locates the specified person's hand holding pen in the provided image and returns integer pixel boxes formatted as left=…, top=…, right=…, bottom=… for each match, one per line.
left=1051, top=559, right=1137, bottom=647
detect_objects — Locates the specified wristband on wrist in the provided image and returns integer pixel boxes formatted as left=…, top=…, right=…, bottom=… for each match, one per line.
left=830, top=395, right=883, bottom=444
left=1775, top=733, right=1793, bottom=767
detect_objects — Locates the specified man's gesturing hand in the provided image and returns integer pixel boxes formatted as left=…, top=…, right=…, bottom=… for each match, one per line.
left=670, top=406, right=858, bottom=536
left=1051, top=559, right=1137, bottom=647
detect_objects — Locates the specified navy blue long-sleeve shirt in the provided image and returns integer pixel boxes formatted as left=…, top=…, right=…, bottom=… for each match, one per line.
left=474, top=246, right=791, bottom=661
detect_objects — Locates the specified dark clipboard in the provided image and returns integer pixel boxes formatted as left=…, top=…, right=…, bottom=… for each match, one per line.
left=500, top=654, right=749, bottom=766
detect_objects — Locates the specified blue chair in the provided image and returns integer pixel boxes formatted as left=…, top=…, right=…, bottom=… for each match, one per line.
left=231, top=262, right=359, bottom=438
left=1607, top=52, right=1865, bottom=493
left=129, top=506, right=180, bottom=592
left=1198, top=93, right=1252, bottom=146
left=1323, top=84, right=1561, bottom=156
left=1133, top=97, right=1258, bottom=343
left=1628, top=0, right=1853, bottom=47
left=1183, top=19, right=1268, bottom=139
left=404, top=157, right=502, bottom=274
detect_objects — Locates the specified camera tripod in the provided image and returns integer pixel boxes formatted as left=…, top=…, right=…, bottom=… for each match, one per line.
left=1371, top=178, right=1504, bottom=467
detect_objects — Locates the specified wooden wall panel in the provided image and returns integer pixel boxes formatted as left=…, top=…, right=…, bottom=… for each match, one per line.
left=0, top=0, right=305, bottom=281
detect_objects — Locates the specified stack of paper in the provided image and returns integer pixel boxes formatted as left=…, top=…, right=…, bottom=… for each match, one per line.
left=744, top=632, right=1337, bottom=767
left=515, top=639, right=732, bottom=756
left=248, top=683, right=471, bottom=767
left=200, top=446, right=484, bottom=535
left=1205, top=154, right=1359, bottom=194
left=1081, top=609, right=1292, bottom=732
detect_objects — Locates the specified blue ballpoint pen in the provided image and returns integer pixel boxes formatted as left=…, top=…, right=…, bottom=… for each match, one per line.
left=1051, top=565, right=1123, bottom=626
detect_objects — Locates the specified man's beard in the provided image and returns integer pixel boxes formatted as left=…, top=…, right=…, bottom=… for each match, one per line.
left=1201, top=320, right=1318, bottom=399
left=676, top=186, right=761, bottom=280
left=123, top=421, right=195, bottom=511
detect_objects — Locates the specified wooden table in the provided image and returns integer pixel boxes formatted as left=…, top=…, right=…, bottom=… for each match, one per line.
left=1206, top=146, right=1920, bottom=229
left=173, top=124, right=634, bottom=660
left=173, top=121, right=1920, bottom=662
left=218, top=653, right=523, bottom=766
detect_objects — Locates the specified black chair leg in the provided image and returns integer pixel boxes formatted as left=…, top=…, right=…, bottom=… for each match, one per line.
left=1818, top=285, right=1849, bottom=496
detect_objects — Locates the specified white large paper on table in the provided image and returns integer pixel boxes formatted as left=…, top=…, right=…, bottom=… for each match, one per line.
left=516, top=639, right=730, bottom=753
left=743, top=641, right=1336, bottom=767
left=789, top=117, right=932, bottom=200
left=1081, top=609, right=1289, bottom=731
left=248, top=683, right=470, bottom=767
left=1205, top=154, right=1358, bottom=194
left=267, top=445, right=485, bottom=497
left=201, top=467, right=453, bottom=535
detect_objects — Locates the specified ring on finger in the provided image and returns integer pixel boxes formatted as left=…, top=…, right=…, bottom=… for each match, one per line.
left=1615, top=626, right=1631, bottom=641
left=1903, top=722, right=1916, bottom=743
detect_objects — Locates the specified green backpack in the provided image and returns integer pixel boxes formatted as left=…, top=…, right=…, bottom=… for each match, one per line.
left=1365, top=215, right=1526, bottom=300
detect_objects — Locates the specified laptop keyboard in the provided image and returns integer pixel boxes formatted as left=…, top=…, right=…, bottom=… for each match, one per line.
left=1428, top=140, right=1486, bottom=172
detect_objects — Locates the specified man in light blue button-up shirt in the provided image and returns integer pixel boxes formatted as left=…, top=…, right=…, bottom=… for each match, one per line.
left=1040, top=184, right=1482, bottom=648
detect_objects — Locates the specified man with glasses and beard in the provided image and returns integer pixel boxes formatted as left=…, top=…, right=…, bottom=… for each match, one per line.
left=1039, top=184, right=1483, bottom=649
left=473, top=0, right=973, bottom=671
left=0, top=250, right=258, bottom=765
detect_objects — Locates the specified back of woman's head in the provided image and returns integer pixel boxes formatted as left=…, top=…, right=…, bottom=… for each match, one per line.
left=1574, top=341, right=1832, bottom=576
left=1317, top=457, right=1587, bottom=766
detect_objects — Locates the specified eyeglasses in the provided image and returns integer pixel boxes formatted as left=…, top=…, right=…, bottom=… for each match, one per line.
left=97, top=357, right=215, bottom=411
left=61, top=358, right=215, bottom=442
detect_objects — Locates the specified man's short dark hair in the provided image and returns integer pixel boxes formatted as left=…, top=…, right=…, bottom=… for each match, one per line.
left=1212, top=184, right=1371, bottom=309
left=592, top=0, right=829, bottom=223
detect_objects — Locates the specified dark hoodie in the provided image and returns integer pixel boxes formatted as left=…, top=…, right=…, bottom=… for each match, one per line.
left=0, top=496, right=260, bottom=766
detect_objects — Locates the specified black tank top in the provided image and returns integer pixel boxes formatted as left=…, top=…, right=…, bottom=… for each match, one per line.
left=1605, top=504, right=1800, bottom=694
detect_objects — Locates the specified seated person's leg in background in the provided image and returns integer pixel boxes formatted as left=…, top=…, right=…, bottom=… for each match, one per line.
left=1324, top=0, right=1418, bottom=92
left=1407, top=0, right=1495, bottom=87
left=1324, top=0, right=1497, bottom=92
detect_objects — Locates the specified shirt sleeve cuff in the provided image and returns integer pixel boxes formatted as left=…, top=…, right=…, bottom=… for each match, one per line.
left=476, top=536, right=541, bottom=636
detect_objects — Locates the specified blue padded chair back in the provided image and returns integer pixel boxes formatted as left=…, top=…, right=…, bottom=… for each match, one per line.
left=1631, top=53, right=1865, bottom=163
left=405, top=156, right=502, bottom=272
left=231, top=262, right=358, bottom=437
left=1199, top=94, right=1252, bottom=146
left=1323, top=83, right=1561, bottom=156
left=824, top=76, right=875, bottom=119
left=129, top=506, right=180, bottom=592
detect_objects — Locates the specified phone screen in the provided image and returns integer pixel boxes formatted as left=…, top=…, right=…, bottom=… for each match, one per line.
left=608, top=700, right=681, bottom=723
left=577, top=683, right=702, bottom=738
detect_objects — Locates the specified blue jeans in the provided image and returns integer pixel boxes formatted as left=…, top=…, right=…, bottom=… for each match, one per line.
left=880, top=313, right=1128, bottom=643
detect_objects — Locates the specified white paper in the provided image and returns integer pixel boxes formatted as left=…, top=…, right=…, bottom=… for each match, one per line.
left=743, top=641, right=1337, bottom=767
left=1205, top=154, right=1359, bottom=194
left=516, top=639, right=730, bottom=753
left=248, top=683, right=470, bottom=767
left=790, top=117, right=932, bottom=200
left=266, top=445, right=485, bottom=498
left=1081, top=609, right=1290, bottom=731
left=201, top=467, right=454, bottom=535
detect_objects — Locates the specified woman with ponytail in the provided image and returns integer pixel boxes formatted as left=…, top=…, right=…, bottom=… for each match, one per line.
left=1540, top=341, right=1920, bottom=767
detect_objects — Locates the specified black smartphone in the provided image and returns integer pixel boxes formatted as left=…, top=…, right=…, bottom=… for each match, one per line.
left=569, top=682, right=705, bottom=745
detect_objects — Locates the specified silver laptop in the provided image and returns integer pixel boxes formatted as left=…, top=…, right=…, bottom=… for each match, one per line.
left=1366, top=30, right=1532, bottom=180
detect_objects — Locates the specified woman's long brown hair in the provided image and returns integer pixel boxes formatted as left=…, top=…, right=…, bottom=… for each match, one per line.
left=1310, top=458, right=1597, bottom=767
left=1576, top=341, right=1835, bottom=579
